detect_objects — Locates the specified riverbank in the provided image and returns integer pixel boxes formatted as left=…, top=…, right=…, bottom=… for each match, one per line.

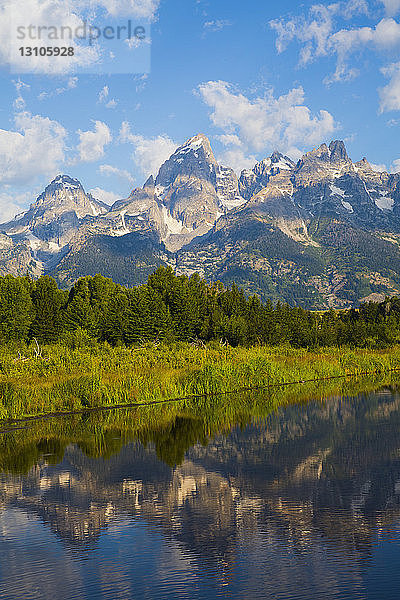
left=0, top=342, right=400, bottom=419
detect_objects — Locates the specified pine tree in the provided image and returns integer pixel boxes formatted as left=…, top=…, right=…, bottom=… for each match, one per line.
left=0, top=275, right=34, bottom=342
left=29, top=276, right=67, bottom=343
left=63, top=278, right=96, bottom=333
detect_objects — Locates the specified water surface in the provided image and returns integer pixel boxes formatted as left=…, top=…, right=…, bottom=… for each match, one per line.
left=1, top=383, right=400, bottom=599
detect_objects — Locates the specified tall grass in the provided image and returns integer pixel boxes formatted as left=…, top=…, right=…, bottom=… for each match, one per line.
left=0, top=341, right=400, bottom=419
left=1, top=372, right=397, bottom=474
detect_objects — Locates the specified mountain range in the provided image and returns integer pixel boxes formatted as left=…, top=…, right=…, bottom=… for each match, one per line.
left=2, top=134, right=400, bottom=308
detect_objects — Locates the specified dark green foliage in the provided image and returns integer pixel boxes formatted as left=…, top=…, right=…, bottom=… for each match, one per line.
left=50, top=232, right=171, bottom=288
left=29, top=276, right=67, bottom=343
left=124, top=286, right=172, bottom=344
left=63, top=277, right=97, bottom=333
left=3, top=268, right=400, bottom=348
left=0, top=275, right=34, bottom=342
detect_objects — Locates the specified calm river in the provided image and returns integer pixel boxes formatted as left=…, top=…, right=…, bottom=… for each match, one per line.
left=1, top=383, right=400, bottom=599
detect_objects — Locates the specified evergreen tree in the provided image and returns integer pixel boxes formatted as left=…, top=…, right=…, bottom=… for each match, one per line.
left=29, top=276, right=67, bottom=343
left=63, top=278, right=96, bottom=333
left=0, top=275, right=34, bottom=342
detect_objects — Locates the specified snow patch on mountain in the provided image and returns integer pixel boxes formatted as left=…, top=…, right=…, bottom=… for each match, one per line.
left=330, top=184, right=348, bottom=198
left=161, top=205, right=186, bottom=236
left=375, top=192, right=394, bottom=211
left=341, top=200, right=354, bottom=213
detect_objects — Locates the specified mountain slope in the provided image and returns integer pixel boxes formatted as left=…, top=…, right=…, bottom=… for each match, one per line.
left=3, top=136, right=400, bottom=307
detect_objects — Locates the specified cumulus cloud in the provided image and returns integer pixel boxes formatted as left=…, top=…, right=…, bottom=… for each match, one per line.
left=120, top=122, right=178, bottom=176
left=197, top=80, right=335, bottom=168
left=77, top=121, right=112, bottom=163
left=0, top=111, right=67, bottom=185
left=270, top=3, right=400, bottom=83
left=370, top=162, right=388, bottom=172
left=381, top=0, right=400, bottom=16
left=89, top=187, right=120, bottom=205
left=0, top=0, right=100, bottom=75
left=270, top=1, right=369, bottom=64
left=219, top=148, right=257, bottom=174
left=380, top=62, right=400, bottom=111
left=96, top=0, right=160, bottom=19
left=0, top=0, right=159, bottom=75
left=0, top=191, right=32, bottom=224
left=99, top=163, right=135, bottom=184
left=391, top=158, right=400, bottom=172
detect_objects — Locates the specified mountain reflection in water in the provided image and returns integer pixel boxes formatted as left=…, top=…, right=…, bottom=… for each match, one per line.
left=1, top=382, right=400, bottom=599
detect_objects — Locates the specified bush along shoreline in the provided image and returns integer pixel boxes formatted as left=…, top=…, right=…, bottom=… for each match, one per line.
left=1, top=342, right=400, bottom=419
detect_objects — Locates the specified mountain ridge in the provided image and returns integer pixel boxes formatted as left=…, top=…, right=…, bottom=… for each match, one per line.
left=2, top=135, right=400, bottom=308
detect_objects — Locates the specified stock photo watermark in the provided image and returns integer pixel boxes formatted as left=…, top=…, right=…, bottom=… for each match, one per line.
left=16, top=22, right=147, bottom=46
left=8, top=13, right=151, bottom=74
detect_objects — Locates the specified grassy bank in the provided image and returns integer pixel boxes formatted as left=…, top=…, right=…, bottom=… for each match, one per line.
left=0, top=342, right=400, bottom=419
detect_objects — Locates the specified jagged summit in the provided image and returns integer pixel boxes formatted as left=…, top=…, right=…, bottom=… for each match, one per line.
left=31, top=174, right=107, bottom=217
left=238, top=150, right=296, bottom=201
left=299, top=140, right=350, bottom=165
left=2, top=134, right=400, bottom=309
left=354, top=157, right=382, bottom=173
left=179, top=133, right=215, bottom=158
left=0, top=174, right=108, bottom=270
left=143, top=174, right=155, bottom=189
left=155, top=133, right=218, bottom=189
left=329, top=140, right=349, bottom=162
left=47, top=174, right=83, bottom=189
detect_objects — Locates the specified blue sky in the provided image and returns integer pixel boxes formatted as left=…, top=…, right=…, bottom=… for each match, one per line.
left=1, top=0, right=400, bottom=220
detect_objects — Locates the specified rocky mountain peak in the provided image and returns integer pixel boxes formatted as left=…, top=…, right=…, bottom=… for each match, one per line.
left=185, top=133, right=215, bottom=159
left=143, top=174, right=155, bottom=189
left=239, top=151, right=295, bottom=201
left=47, top=174, right=84, bottom=191
left=302, top=140, right=350, bottom=165
left=31, top=175, right=107, bottom=218
left=155, top=133, right=217, bottom=189
left=354, top=157, right=376, bottom=173
left=329, top=140, right=350, bottom=163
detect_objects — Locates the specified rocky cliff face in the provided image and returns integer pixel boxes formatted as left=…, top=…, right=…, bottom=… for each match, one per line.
left=104, top=133, right=246, bottom=252
left=3, top=136, right=400, bottom=307
left=1, top=175, right=108, bottom=272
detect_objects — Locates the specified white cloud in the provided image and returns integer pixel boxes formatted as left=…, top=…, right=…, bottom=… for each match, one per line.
left=391, top=158, right=400, bottom=172
left=203, top=19, right=232, bottom=32
left=270, top=1, right=369, bottom=63
left=98, top=86, right=109, bottom=103
left=197, top=80, right=335, bottom=167
left=381, top=0, right=400, bottom=16
left=96, top=0, right=160, bottom=19
left=0, top=111, right=67, bottom=185
left=219, top=148, right=257, bottom=174
left=0, top=0, right=160, bottom=75
left=134, top=73, right=149, bottom=93
left=0, top=191, right=32, bottom=224
left=12, top=79, right=30, bottom=110
left=380, top=62, right=400, bottom=111
left=89, top=187, right=120, bottom=205
left=38, top=77, right=78, bottom=100
left=99, top=164, right=135, bottom=184
left=120, top=122, right=178, bottom=176
left=77, top=121, right=112, bottom=163
left=370, top=162, right=388, bottom=172
left=97, top=85, right=118, bottom=108
left=0, top=0, right=100, bottom=75
left=270, top=4, right=400, bottom=83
